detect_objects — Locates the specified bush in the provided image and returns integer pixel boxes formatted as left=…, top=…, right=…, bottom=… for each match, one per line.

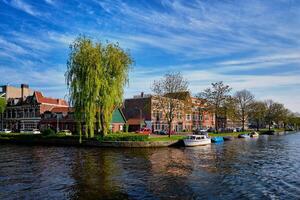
left=260, top=130, right=275, bottom=135
left=97, top=133, right=149, bottom=142
left=42, top=128, right=55, bottom=135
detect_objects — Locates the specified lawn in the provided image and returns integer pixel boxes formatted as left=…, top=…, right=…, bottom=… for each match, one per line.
left=148, top=135, right=186, bottom=142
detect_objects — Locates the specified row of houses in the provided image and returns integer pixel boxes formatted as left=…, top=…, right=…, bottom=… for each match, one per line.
left=0, top=84, right=234, bottom=134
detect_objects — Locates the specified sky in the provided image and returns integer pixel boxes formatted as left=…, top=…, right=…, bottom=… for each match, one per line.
left=0, top=0, right=300, bottom=112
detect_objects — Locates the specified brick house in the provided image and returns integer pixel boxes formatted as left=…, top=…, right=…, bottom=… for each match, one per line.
left=40, top=108, right=127, bottom=133
left=3, top=89, right=68, bottom=131
left=123, top=92, right=215, bottom=132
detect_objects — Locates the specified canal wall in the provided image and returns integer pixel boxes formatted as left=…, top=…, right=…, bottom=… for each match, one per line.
left=0, top=137, right=183, bottom=148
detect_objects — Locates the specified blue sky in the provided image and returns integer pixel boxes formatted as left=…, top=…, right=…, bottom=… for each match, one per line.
left=0, top=0, right=300, bottom=112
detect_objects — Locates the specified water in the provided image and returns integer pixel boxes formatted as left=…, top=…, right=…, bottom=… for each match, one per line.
left=1, top=132, right=300, bottom=200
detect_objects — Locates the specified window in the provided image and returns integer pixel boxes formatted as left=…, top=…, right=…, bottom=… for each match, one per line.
left=205, top=115, right=209, bottom=120
left=177, top=112, right=182, bottom=120
left=192, top=114, right=198, bottom=120
left=186, top=114, right=191, bottom=121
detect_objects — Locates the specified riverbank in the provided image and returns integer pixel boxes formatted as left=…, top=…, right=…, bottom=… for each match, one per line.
left=0, top=133, right=185, bottom=148
left=208, top=128, right=291, bottom=137
left=0, top=130, right=296, bottom=148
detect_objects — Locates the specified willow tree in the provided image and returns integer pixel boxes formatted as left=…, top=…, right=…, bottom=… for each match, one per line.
left=0, top=98, right=6, bottom=131
left=97, top=43, right=132, bottom=135
left=66, top=36, right=132, bottom=140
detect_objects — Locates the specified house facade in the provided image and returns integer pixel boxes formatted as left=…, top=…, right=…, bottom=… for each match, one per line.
left=40, top=108, right=127, bottom=133
left=2, top=87, right=68, bottom=131
left=123, top=92, right=215, bottom=132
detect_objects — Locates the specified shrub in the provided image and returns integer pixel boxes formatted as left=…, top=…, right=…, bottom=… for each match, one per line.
left=97, top=133, right=149, bottom=142
left=42, top=128, right=55, bottom=135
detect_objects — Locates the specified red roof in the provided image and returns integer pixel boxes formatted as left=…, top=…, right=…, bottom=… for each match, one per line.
left=127, top=118, right=145, bottom=125
left=50, top=107, right=74, bottom=113
left=34, top=91, right=68, bottom=106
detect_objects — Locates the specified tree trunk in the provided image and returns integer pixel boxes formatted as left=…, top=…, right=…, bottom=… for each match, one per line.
left=168, top=121, right=171, bottom=138
left=242, top=119, right=245, bottom=132
left=78, top=122, right=82, bottom=144
left=269, top=122, right=271, bottom=131
left=215, top=114, right=218, bottom=133
left=1, top=113, right=3, bottom=131
left=256, top=120, right=259, bottom=131
left=100, top=113, right=106, bottom=136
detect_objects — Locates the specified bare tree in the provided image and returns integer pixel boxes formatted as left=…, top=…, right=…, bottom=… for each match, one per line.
left=233, top=89, right=255, bottom=131
left=249, top=101, right=267, bottom=131
left=198, top=82, right=231, bottom=133
left=265, top=100, right=286, bottom=131
left=152, top=72, right=189, bottom=137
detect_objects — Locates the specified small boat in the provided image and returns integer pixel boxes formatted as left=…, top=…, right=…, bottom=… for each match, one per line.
left=250, top=132, right=259, bottom=137
left=184, top=135, right=211, bottom=147
left=223, top=136, right=234, bottom=141
left=211, top=136, right=224, bottom=143
left=238, top=134, right=251, bottom=138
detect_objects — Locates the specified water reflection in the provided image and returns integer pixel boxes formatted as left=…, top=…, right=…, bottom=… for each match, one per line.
left=1, top=132, right=300, bottom=199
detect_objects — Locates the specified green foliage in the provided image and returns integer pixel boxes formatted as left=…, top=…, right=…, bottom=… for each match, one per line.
left=42, top=128, right=55, bottom=136
left=97, top=133, right=149, bottom=142
left=0, top=98, right=6, bottom=114
left=66, top=35, right=133, bottom=139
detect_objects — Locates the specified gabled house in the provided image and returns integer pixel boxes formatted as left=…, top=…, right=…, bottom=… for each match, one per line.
left=3, top=90, right=68, bottom=131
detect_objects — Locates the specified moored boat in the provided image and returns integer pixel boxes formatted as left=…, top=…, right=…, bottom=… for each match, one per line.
left=250, top=131, right=259, bottom=137
left=223, top=136, right=234, bottom=141
left=211, top=136, right=224, bottom=143
left=238, top=134, right=251, bottom=138
left=184, top=135, right=211, bottom=147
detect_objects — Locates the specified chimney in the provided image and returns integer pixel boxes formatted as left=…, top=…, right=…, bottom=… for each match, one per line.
left=21, top=84, right=29, bottom=100
left=141, top=92, right=144, bottom=98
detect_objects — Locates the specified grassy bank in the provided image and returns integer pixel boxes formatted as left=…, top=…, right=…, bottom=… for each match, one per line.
left=0, top=132, right=186, bottom=142
left=97, top=133, right=186, bottom=142
left=208, top=128, right=289, bottom=137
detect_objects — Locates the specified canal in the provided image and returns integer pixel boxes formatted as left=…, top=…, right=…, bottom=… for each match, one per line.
left=1, top=132, right=300, bottom=199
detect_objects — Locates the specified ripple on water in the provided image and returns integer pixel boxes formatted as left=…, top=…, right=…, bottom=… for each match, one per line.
left=0, top=132, right=300, bottom=199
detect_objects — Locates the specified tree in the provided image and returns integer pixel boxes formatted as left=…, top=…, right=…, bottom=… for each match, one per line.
left=264, top=100, right=286, bottom=131
left=249, top=101, right=267, bottom=131
left=66, top=36, right=132, bottom=141
left=152, top=72, right=189, bottom=137
left=233, top=90, right=255, bottom=131
left=198, top=82, right=231, bottom=132
left=0, top=98, right=6, bottom=131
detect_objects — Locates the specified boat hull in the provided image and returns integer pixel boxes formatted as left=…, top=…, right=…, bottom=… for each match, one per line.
left=238, top=134, right=250, bottom=138
left=211, top=136, right=224, bottom=143
left=183, top=139, right=211, bottom=147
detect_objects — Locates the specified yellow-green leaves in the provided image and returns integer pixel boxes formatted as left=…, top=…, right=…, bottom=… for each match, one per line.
left=66, top=36, right=132, bottom=138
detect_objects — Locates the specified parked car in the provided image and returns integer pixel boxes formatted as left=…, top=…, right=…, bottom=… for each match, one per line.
left=31, top=129, right=41, bottom=134
left=159, top=130, right=176, bottom=135
left=20, top=129, right=41, bottom=134
left=136, top=127, right=152, bottom=135
left=1, top=129, right=12, bottom=133
left=207, top=127, right=215, bottom=132
left=60, top=130, right=72, bottom=136
left=193, top=128, right=208, bottom=135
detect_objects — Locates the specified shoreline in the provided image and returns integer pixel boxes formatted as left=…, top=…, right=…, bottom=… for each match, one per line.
left=0, top=130, right=297, bottom=148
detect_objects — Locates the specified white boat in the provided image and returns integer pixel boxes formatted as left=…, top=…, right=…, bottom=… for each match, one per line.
left=238, top=134, right=251, bottom=138
left=250, top=132, right=259, bottom=137
left=184, top=135, right=211, bottom=147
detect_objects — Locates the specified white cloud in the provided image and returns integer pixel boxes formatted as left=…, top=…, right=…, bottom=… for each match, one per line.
left=44, top=0, right=55, bottom=5
left=5, top=0, right=42, bottom=16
